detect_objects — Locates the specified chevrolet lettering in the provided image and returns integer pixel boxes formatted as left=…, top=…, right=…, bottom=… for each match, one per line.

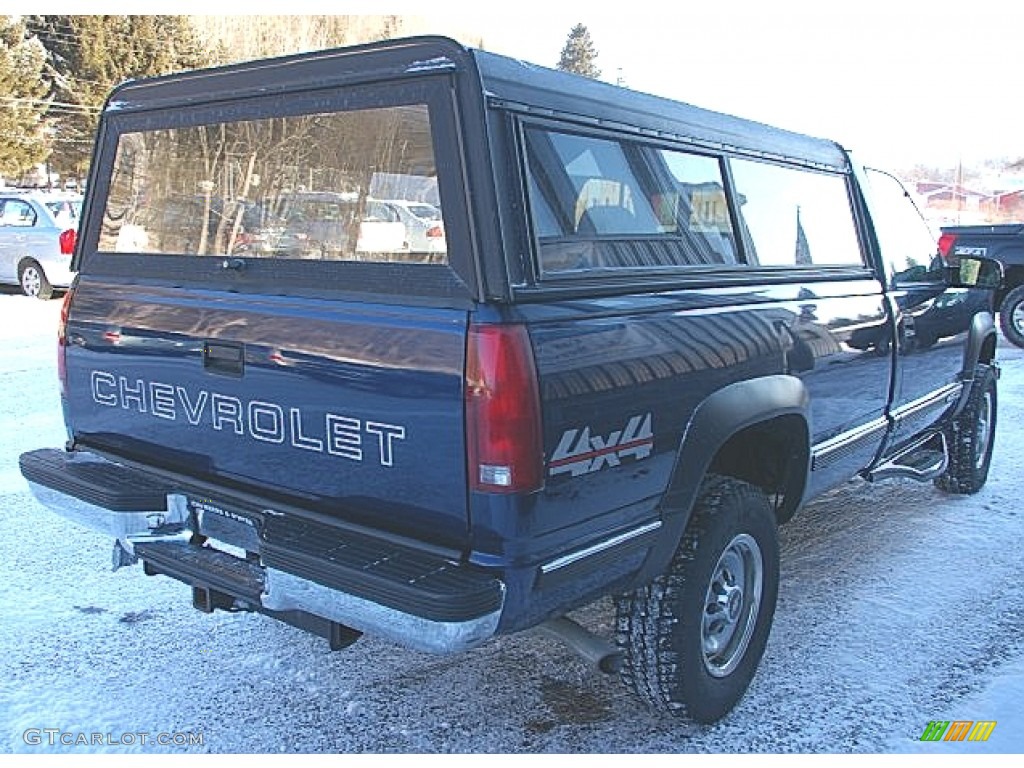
left=20, top=36, right=1001, bottom=724
left=89, top=371, right=406, bottom=465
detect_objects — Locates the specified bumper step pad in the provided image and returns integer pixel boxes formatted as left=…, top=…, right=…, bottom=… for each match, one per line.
left=20, top=448, right=174, bottom=511
left=261, top=516, right=502, bottom=623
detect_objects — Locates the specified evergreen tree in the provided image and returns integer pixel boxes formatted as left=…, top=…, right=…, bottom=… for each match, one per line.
left=557, top=23, right=600, bottom=79
left=0, top=17, right=50, bottom=178
left=29, top=15, right=212, bottom=178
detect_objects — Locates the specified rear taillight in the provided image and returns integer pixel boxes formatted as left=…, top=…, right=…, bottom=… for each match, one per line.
left=59, top=228, right=76, bottom=256
left=426, top=224, right=444, bottom=239
left=466, top=324, right=544, bottom=494
left=57, top=286, right=74, bottom=397
left=937, top=232, right=957, bottom=261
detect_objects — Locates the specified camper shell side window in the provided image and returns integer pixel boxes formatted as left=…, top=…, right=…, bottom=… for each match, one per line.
left=520, top=122, right=866, bottom=281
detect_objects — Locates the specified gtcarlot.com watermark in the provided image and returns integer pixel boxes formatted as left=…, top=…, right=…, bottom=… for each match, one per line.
left=23, top=728, right=204, bottom=748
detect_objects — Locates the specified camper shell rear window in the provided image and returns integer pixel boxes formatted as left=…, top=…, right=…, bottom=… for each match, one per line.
left=78, top=77, right=476, bottom=304
left=100, top=101, right=445, bottom=265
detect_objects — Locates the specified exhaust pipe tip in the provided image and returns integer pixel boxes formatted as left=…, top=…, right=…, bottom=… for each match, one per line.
left=597, top=649, right=624, bottom=675
left=539, top=616, right=623, bottom=675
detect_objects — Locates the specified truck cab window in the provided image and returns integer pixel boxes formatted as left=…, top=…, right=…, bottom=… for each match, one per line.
left=864, top=168, right=943, bottom=286
left=728, top=158, right=864, bottom=268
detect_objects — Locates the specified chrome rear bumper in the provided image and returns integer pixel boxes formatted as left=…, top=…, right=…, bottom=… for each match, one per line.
left=21, top=448, right=503, bottom=654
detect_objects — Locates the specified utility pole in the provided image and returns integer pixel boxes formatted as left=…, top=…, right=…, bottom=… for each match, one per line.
left=955, top=156, right=964, bottom=225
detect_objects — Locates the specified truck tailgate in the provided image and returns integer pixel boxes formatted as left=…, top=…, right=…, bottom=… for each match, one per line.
left=62, top=279, right=470, bottom=546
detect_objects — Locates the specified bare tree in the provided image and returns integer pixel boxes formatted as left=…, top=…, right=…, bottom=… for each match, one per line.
left=188, top=16, right=413, bottom=64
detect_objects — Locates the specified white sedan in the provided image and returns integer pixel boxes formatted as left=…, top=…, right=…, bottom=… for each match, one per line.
left=374, top=199, right=447, bottom=256
left=0, top=191, right=80, bottom=298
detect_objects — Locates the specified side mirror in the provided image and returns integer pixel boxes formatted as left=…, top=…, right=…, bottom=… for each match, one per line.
left=948, top=256, right=1002, bottom=290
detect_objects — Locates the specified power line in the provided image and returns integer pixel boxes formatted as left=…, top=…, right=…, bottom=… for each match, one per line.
left=0, top=134, right=94, bottom=146
left=24, top=20, right=205, bottom=53
left=22, top=21, right=210, bottom=85
left=0, top=96, right=101, bottom=114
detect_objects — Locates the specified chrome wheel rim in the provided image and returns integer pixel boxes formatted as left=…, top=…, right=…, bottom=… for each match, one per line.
left=1013, top=303, right=1024, bottom=336
left=702, top=533, right=763, bottom=678
left=21, top=266, right=41, bottom=297
left=974, top=390, right=993, bottom=470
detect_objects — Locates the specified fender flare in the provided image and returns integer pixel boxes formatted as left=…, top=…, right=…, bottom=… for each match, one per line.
left=631, top=375, right=810, bottom=586
left=955, top=311, right=998, bottom=414
left=961, top=310, right=997, bottom=372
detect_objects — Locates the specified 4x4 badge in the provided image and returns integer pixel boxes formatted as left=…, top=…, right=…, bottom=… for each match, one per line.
left=548, top=414, right=654, bottom=477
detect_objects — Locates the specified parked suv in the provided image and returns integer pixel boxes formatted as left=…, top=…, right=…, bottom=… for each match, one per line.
left=0, top=191, right=80, bottom=298
left=19, top=37, right=1001, bottom=724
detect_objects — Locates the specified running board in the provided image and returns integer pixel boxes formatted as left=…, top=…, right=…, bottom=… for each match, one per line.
left=865, top=432, right=948, bottom=483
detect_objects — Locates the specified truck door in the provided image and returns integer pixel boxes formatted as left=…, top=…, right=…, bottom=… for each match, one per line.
left=861, top=167, right=984, bottom=439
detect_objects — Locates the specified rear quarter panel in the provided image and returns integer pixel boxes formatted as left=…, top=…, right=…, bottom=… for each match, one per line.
left=472, top=278, right=889, bottom=629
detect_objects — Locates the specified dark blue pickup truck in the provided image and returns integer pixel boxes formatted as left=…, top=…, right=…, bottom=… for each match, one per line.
left=19, top=36, right=1002, bottom=723
left=940, top=223, right=1024, bottom=348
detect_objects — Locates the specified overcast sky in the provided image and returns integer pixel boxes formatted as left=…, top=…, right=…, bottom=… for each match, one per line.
left=63, top=1, right=1024, bottom=171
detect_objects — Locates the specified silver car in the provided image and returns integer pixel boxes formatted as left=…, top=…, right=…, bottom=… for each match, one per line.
left=0, top=191, right=80, bottom=298
left=374, top=199, right=447, bottom=256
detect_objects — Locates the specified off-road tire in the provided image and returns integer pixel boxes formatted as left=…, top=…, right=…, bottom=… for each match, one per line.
left=615, top=475, right=779, bottom=724
left=18, top=260, right=54, bottom=300
left=935, top=363, right=997, bottom=494
left=999, top=285, right=1024, bottom=349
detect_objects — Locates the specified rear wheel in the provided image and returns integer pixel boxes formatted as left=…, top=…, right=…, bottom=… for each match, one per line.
left=615, top=475, right=779, bottom=723
left=935, top=363, right=997, bottom=494
left=999, top=285, right=1024, bottom=349
left=18, top=260, right=53, bottom=300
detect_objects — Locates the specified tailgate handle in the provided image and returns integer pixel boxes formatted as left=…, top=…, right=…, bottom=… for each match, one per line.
left=203, top=340, right=245, bottom=377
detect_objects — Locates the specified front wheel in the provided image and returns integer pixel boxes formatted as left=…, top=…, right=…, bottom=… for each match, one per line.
left=999, top=285, right=1024, bottom=349
left=935, top=363, right=997, bottom=494
left=18, top=260, right=54, bottom=300
left=615, top=476, right=780, bottom=723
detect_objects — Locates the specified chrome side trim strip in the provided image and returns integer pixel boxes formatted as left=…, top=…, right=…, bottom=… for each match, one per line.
left=540, top=520, right=662, bottom=575
left=889, top=383, right=962, bottom=424
left=811, top=416, right=889, bottom=462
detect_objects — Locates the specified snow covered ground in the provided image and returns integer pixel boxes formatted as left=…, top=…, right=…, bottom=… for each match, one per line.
left=0, top=288, right=1022, bottom=754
